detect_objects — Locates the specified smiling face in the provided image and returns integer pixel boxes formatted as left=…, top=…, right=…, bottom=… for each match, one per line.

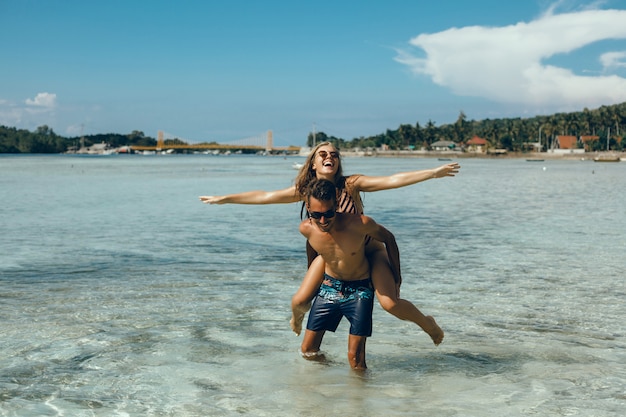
left=311, top=144, right=340, bottom=179
left=307, top=195, right=336, bottom=233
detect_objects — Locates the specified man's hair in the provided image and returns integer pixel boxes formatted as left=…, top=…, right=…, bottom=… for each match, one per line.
left=306, top=179, right=337, bottom=205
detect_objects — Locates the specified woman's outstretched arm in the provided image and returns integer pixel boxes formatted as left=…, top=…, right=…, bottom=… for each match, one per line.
left=199, top=185, right=300, bottom=205
left=352, top=162, right=460, bottom=192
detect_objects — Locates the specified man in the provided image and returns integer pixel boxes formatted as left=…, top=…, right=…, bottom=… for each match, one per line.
left=298, top=179, right=443, bottom=370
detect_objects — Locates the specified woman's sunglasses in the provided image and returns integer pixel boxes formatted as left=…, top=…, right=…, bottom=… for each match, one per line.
left=317, top=150, right=339, bottom=159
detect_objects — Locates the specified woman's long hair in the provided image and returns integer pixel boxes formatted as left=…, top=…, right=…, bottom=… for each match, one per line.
left=294, top=142, right=345, bottom=198
left=295, top=142, right=360, bottom=219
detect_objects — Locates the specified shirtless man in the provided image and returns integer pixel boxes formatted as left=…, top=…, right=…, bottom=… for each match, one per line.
left=298, top=179, right=443, bottom=370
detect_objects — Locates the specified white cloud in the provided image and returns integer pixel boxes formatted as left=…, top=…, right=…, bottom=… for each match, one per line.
left=25, top=92, right=57, bottom=108
left=395, top=7, right=626, bottom=109
left=0, top=93, right=58, bottom=129
left=600, top=51, right=626, bottom=70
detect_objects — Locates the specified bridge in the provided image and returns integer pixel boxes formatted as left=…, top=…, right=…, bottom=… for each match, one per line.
left=131, top=130, right=301, bottom=154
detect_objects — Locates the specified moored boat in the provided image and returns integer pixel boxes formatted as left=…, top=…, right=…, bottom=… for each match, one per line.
left=593, top=153, right=620, bottom=162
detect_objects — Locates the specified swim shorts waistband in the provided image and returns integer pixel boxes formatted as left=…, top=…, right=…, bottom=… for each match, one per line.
left=318, top=273, right=373, bottom=303
left=323, top=273, right=371, bottom=289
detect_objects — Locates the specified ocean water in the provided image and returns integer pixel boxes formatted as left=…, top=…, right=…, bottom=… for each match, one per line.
left=0, top=154, right=624, bottom=417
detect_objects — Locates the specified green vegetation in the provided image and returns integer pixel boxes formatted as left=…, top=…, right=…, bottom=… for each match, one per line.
left=0, top=127, right=157, bottom=154
left=2, top=102, right=625, bottom=153
left=311, top=102, right=626, bottom=152
left=0, top=125, right=69, bottom=153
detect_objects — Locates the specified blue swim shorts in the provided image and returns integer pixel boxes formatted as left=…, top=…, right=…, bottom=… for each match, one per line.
left=306, top=274, right=374, bottom=337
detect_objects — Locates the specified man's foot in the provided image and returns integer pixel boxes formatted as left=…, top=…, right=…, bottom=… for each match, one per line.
left=300, top=349, right=327, bottom=363
left=424, top=316, right=444, bottom=346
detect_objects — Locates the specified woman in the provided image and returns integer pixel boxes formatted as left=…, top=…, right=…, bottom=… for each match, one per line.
left=200, top=142, right=459, bottom=345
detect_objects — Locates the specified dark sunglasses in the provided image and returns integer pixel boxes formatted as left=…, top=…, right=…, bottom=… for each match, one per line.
left=308, top=208, right=336, bottom=220
left=317, top=150, right=339, bottom=159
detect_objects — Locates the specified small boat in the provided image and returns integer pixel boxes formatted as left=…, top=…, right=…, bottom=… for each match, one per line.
left=292, top=162, right=304, bottom=170
left=438, top=158, right=452, bottom=161
left=593, top=153, right=620, bottom=162
left=526, top=158, right=544, bottom=162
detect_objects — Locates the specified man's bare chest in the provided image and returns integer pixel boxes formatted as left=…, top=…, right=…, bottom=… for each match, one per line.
left=311, top=230, right=365, bottom=260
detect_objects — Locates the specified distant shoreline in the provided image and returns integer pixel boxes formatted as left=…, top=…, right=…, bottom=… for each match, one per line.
left=1, top=150, right=622, bottom=161
left=341, top=150, right=623, bottom=161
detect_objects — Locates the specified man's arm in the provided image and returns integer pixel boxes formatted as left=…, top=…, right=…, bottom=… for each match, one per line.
left=361, top=216, right=402, bottom=284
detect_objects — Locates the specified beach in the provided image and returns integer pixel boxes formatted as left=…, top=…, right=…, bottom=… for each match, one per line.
left=1, top=154, right=624, bottom=416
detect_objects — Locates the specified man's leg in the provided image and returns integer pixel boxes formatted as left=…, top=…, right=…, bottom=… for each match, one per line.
left=300, top=329, right=326, bottom=362
left=300, top=280, right=342, bottom=361
left=342, top=287, right=373, bottom=371
left=347, top=335, right=367, bottom=370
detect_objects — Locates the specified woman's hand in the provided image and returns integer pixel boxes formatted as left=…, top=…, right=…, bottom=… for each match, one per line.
left=432, top=162, right=460, bottom=178
left=199, top=196, right=223, bottom=204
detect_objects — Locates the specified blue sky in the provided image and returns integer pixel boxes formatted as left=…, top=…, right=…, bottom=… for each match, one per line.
left=2, top=0, right=626, bottom=146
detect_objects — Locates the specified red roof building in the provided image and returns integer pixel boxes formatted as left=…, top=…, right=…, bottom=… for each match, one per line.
left=555, top=135, right=578, bottom=149
left=580, top=135, right=600, bottom=152
left=466, top=136, right=487, bottom=153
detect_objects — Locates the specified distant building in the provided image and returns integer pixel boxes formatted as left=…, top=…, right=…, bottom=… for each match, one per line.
left=76, top=141, right=113, bottom=155
left=430, top=140, right=457, bottom=151
left=465, top=136, right=487, bottom=153
left=580, top=135, right=600, bottom=152
left=555, top=135, right=578, bottom=149
left=550, top=135, right=584, bottom=155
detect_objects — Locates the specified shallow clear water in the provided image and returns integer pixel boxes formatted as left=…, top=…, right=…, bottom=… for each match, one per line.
left=1, top=154, right=624, bottom=416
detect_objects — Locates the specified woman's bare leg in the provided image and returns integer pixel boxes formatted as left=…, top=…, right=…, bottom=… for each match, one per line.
left=368, top=246, right=444, bottom=345
left=290, top=255, right=326, bottom=335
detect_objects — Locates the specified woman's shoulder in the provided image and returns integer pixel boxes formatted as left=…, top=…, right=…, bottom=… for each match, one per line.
left=344, top=174, right=364, bottom=189
left=337, top=176, right=364, bottom=214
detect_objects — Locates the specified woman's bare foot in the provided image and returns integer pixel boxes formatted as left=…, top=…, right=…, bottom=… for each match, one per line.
left=289, top=314, right=304, bottom=335
left=424, top=316, right=444, bottom=345
left=290, top=302, right=310, bottom=336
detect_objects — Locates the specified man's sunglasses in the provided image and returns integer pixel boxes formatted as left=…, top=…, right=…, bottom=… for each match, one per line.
left=308, top=209, right=336, bottom=220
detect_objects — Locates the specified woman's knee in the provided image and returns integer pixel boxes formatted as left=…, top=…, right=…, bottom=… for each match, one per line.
left=377, top=295, right=398, bottom=313
left=291, top=291, right=312, bottom=308
left=371, top=264, right=399, bottom=312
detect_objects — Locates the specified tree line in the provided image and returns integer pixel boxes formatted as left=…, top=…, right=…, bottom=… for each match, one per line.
left=309, top=102, right=626, bottom=153
left=2, top=102, right=625, bottom=154
left=0, top=126, right=157, bottom=154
